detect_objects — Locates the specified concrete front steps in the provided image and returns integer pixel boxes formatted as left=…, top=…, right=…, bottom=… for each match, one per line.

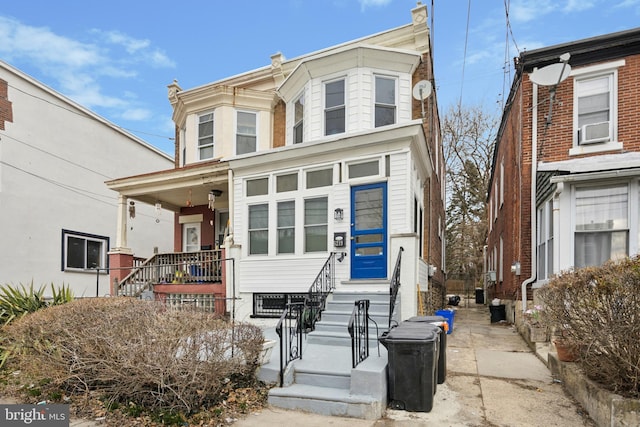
left=264, top=288, right=398, bottom=419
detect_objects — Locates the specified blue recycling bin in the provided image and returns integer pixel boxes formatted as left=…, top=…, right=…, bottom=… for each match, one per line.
left=435, top=309, right=455, bottom=334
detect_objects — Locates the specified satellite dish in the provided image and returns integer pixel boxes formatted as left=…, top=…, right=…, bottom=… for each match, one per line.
left=412, top=80, right=432, bottom=119
left=412, top=80, right=432, bottom=100
left=529, top=53, right=572, bottom=86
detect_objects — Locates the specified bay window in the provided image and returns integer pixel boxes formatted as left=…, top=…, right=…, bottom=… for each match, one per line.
left=237, top=111, right=257, bottom=155
left=198, top=112, right=214, bottom=160
left=375, top=76, right=396, bottom=127
left=324, top=79, right=345, bottom=135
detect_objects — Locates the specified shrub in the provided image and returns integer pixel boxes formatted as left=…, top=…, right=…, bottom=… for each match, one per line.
left=0, top=283, right=74, bottom=326
left=538, top=256, right=640, bottom=398
left=1, top=297, right=264, bottom=415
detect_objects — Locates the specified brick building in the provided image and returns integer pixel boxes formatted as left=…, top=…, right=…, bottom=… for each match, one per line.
left=487, top=28, right=640, bottom=314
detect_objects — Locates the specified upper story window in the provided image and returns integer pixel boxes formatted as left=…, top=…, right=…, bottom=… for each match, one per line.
left=576, top=75, right=612, bottom=145
left=375, top=76, right=396, bottom=127
left=237, top=111, right=257, bottom=155
left=294, top=95, right=304, bottom=144
left=570, top=60, right=623, bottom=156
left=324, top=79, right=345, bottom=136
left=198, top=112, right=214, bottom=160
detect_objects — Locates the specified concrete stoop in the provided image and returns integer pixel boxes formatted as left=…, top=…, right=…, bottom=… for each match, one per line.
left=548, top=352, right=640, bottom=427
left=262, top=289, right=394, bottom=420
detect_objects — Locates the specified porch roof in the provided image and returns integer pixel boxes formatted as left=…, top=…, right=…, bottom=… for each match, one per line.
left=105, top=160, right=229, bottom=212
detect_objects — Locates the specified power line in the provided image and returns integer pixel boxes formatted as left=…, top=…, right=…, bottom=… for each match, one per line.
left=0, top=159, right=169, bottom=223
left=6, top=83, right=174, bottom=141
left=0, top=132, right=113, bottom=179
left=458, top=0, right=472, bottom=108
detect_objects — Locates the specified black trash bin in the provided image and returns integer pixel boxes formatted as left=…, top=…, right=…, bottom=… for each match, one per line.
left=489, top=304, right=506, bottom=323
left=406, top=316, right=447, bottom=384
left=475, top=288, right=484, bottom=304
left=379, top=323, right=440, bottom=412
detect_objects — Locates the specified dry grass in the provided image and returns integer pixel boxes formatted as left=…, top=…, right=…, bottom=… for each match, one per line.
left=0, top=297, right=270, bottom=425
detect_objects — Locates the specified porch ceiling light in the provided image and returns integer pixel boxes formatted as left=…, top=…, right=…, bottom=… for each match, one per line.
left=208, top=189, right=223, bottom=211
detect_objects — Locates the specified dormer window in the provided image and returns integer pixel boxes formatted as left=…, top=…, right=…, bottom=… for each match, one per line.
left=198, top=112, right=214, bottom=160
left=324, top=79, right=345, bottom=136
left=237, top=111, right=257, bottom=155
left=294, top=95, right=304, bottom=144
left=375, top=76, right=396, bottom=127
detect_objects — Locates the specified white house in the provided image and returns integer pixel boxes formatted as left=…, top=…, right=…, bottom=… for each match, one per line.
left=0, top=60, right=174, bottom=297
left=106, top=3, right=445, bottom=323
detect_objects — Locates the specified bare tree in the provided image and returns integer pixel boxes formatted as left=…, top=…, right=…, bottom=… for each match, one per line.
left=443, top=103, right=498, bottom=292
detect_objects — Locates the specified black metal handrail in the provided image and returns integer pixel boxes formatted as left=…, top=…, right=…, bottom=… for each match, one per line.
left=388, top=247, right=404, bottom=329
left=304, top=251, right=345, bottom=331
left=275, top=302, right=305, bottom=387
left=348, top=299, right=382, bottom=368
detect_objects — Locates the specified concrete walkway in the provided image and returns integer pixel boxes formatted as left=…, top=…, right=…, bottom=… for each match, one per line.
left=0, top=301, right=596, bottom=426
left=236, top=300, right=596, bottom=426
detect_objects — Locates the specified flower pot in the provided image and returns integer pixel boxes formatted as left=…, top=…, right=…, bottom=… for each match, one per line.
left=553, top=339, right=577, bottom=362
left=528, top=324, right=548, bottom=342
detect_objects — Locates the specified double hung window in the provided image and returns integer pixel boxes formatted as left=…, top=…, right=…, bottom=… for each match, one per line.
left=537, top=200, right=554, bottom=280
left=304, top=197, right=328, bottom=252
left=324, top=79, right=345, bottom=135
left=248, top=204, right=268, bottom=255
left=294, top=95, right=304, bottom=144
left=237, top=111, right=257, bottom=155
left=576, top=75, right=612, bottom=145
left=375, top=76, right=396, bottom=127
left=198, top=113, right=214, bottom=160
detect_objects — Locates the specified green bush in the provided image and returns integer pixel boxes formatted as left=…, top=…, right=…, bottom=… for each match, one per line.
left=0, top=283, right=74, bottom=326
left=538, top=256, right=640, bottom=398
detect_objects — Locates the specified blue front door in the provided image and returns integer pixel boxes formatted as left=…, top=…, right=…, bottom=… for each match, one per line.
left=350, top=183, right=387, bottom=279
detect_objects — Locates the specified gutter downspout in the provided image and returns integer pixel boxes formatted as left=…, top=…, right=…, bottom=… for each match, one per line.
left=522, top=80, right=538, bottom=311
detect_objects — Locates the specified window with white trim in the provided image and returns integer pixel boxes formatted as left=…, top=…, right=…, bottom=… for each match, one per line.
left=62, top=230, right=108, bottom=271
left=304, top=197, right=328, bottom=252
left=537, top=199, right=553, bottom=280
left=277, top=201, right=295, bottom=254
left=198, top=112, right=214, bottom=160
left=248, top=204, right=268, bottom=255
left=574, top=184, right=628, bottom=268
left=576, top=74, right=612, bottom=145
left=324, top=79, right=345, bottom=135
left=375, top=75, right=396, bottom=127
left=294, top=95, right=304, bottom=144
left=237, top=111, right=257, bottom=155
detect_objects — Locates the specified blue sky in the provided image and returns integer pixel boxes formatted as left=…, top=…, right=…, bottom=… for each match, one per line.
left=1, top=0, right=639, bottom=154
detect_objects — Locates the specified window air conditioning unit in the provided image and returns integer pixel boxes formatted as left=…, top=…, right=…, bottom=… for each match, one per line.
left=580, top=121, right=610, bottom=145
left=486, top=271, right=496, bottom=282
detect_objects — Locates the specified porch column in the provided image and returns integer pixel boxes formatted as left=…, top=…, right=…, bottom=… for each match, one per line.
left=108, top=194, right=133, bottom=296
left=115, top=194, right=128, bottom=249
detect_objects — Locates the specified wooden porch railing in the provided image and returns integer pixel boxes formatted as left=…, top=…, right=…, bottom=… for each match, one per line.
left=118, top=250, right=223, bottom=297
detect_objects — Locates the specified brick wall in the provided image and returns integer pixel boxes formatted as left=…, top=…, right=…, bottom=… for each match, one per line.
left=0, top=79, right=13, bottom=130
left=272, top=99, right=286, bottom=148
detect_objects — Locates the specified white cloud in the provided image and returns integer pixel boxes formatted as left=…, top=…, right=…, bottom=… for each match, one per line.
left=0, top=16, right=174, bottom=117
left=509, top=0, right=557, bottom=23
left=358, top=0, right=393, bottom=11
left=564, top=0, right=596, bottom=12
